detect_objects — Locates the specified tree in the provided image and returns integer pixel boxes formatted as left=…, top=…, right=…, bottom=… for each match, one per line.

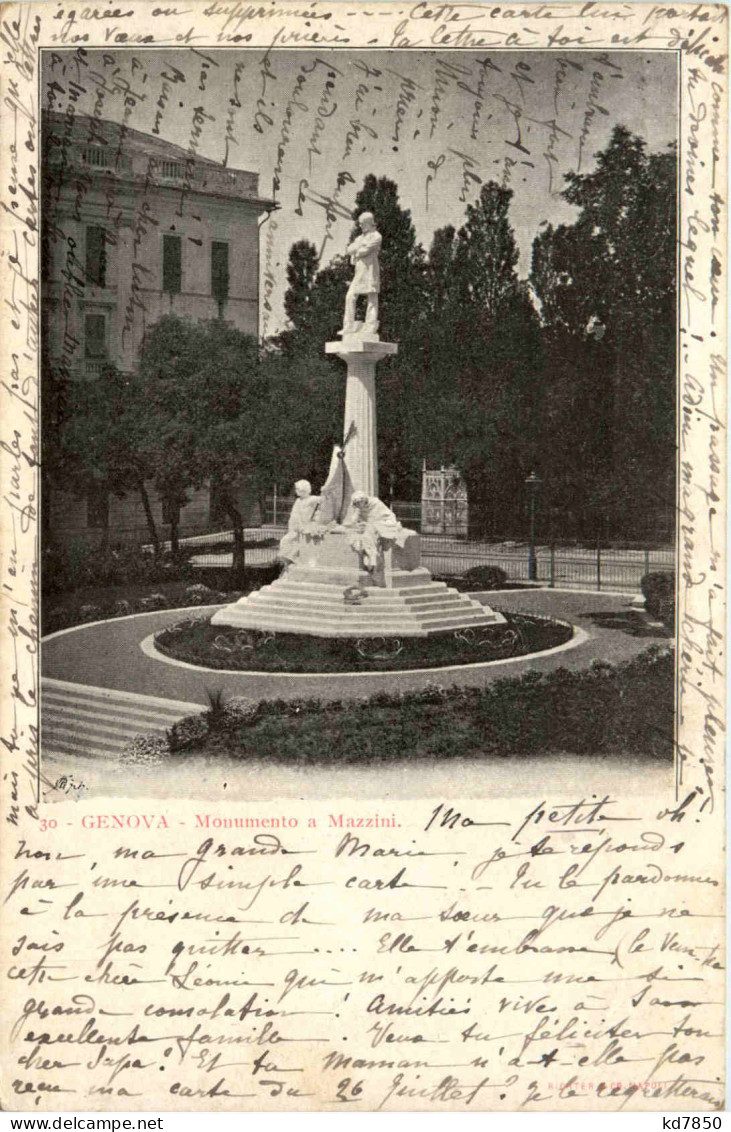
left=452, top=182, right=521, bottom=322
left=283, top=240, right=321, bottom=337
left=137, top=316, right=269, bottom=578
left=421, top=183, right=543, bottom=536
left=276, top=175, right=430, bottom=499
left=531, top=127, right=677, bottom=538
left=58, top=364, right=160, bottom=553
left=260, top=341, right=342, bottom=496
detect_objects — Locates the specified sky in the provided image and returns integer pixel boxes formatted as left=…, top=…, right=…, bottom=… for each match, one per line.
left=42, top=47, right=677, bottom=334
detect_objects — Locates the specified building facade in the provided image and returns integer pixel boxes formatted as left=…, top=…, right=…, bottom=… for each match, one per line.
left=42, top=110, right=274, bottom=545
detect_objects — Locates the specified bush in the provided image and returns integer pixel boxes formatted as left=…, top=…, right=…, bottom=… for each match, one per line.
left=42, top=580, right=246, bottom=635
left=641, top=571, right=675, bottom=629
left=164, top=645, right=674, bottom=763
left=460, top=565, right=509, bottom=590
left=43, top=541, right=195, bottom=595
left=219, top=696, right=261, bottom=728
left=184, top=583, right=215, bottom=604
left=138, top=592, right=167, bottom=611
left=121, top=732, right=170, bottom=765
left=168, top=713, right=209, bottom=752
left=79, top=603, right=102, bottom=622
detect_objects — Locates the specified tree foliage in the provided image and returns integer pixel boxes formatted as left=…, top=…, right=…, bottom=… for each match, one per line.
left=272, top=140, right=675, bottom=539
left=531, top=126, right=676, bottom=537
left=54, top=128, right=676, bottom=561
left=58, top=364, right=160, bottom=552
left=137, top=316, right=269, bottom=574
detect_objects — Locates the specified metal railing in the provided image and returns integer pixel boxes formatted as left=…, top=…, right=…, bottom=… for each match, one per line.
left=183, top=528, right=672, bottom=594
left=419, top=536, right=674, bottom=593
left=47, top=514, right=674, bottom=595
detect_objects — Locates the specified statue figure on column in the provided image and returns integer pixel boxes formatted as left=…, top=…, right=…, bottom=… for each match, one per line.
left=341, top=212, right=381, bottom=338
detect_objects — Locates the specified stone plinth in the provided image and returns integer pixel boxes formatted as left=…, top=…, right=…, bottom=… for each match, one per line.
left=211, top=527, right=505, bottom=638
left=324, top=338, right=397, bottom=496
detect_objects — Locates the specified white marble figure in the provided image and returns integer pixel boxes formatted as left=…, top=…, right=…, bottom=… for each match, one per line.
left=341, top=212, right=381, bottom=337
left=344, top=490, right=407, bottom=571
left=278, top=480, right=320, bottom=565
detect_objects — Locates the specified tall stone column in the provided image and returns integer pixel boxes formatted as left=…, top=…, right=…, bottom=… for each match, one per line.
left=324, top=338, right=397, bottom=496
left=213, top=331, right=504, bottom=634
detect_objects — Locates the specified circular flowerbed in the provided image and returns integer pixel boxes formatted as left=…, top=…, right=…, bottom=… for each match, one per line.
left=153, top=612, right=573, bottom=674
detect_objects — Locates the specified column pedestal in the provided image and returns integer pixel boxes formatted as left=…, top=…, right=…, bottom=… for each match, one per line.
left=324, top=337, right=397, bottom=496
left=210, top=334, right=505, bottom=638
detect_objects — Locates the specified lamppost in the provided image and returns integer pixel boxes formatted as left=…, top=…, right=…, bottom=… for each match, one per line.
left=525, top=472, right=541, bottom=582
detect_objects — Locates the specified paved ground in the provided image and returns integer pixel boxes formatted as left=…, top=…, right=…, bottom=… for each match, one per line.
left=41, top=590, right=672, bottom=802
left=42, top=589, right=670, bottom=708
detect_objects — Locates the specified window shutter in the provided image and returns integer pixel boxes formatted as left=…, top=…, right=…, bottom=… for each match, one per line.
left=85, top=313, right=106, bottom=358
left=163, top=234, right=182, bottom=294
left=211, top=241, right=229, bottom=302
left=86, top=226, right=107, bottom=288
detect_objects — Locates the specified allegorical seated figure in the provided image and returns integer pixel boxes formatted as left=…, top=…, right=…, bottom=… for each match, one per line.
left=344, top=490, right=408, bottom=571
left=278, top=480, right=320, bottom=566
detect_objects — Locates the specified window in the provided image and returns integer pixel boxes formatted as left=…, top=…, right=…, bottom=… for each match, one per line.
left=211, top=241, right=230, bottom=303
left=83, top=146, right=111, bottom=167
left=87, top=484, right=109, bottom=529
left=86, top=225, right=107, bottom=288
left=85, top=313, right=106, bottom=358
left=163, top=234, right=182, bottom=294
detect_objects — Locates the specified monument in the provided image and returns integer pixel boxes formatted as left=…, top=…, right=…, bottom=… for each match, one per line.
left=212, top=213, right=504, bottom=637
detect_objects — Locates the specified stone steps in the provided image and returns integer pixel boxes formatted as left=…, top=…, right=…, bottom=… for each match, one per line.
left=42, top=679, right=204, bottom=761
left=213, top=591, right=502, bottom=638
left=247, top=588, right=472, bottom=617
left=265, top=581, right=455, bottom=606
left=212, top=527, right=505, bottom=638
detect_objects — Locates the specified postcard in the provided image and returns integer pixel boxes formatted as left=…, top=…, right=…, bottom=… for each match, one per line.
left=0, top=0, right=727, bottom=1113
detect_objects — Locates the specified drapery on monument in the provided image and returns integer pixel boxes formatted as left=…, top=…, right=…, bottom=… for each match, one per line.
left=212, top=214, right=504, bottom=636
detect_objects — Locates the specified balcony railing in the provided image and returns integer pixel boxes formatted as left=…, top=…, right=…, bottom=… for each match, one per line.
left=45, top=144, right=260, bottom=199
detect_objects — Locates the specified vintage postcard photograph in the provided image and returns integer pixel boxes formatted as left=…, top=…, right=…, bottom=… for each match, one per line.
left=0, top=0, right=727, bottom=1115
left=38, top=42, right=681, bottom=803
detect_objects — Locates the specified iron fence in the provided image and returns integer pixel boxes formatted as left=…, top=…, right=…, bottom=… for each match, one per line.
left=419, top=537, right=674, bottom=593
left=183, top=528, right=673, bottom=594
left=48, top=514, right=674, bottom=594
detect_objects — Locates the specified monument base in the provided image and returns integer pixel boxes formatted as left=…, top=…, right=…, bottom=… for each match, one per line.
left=211, top=528, right=505, bottom=638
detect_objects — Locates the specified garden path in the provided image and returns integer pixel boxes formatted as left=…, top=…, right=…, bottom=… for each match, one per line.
left=42, top=589, right=669, bottom=707
left=41, top=590, right=672, bottom=802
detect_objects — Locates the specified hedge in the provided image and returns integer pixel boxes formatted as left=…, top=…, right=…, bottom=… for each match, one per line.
left=641, top=571, right=675, bottom=630
left=127, top=645, right=674, bottom=764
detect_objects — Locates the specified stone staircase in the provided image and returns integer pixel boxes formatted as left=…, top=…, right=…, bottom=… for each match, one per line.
left=42, top=678, right=204, bottom=760
left=213, top=576, right=504, bottom=637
